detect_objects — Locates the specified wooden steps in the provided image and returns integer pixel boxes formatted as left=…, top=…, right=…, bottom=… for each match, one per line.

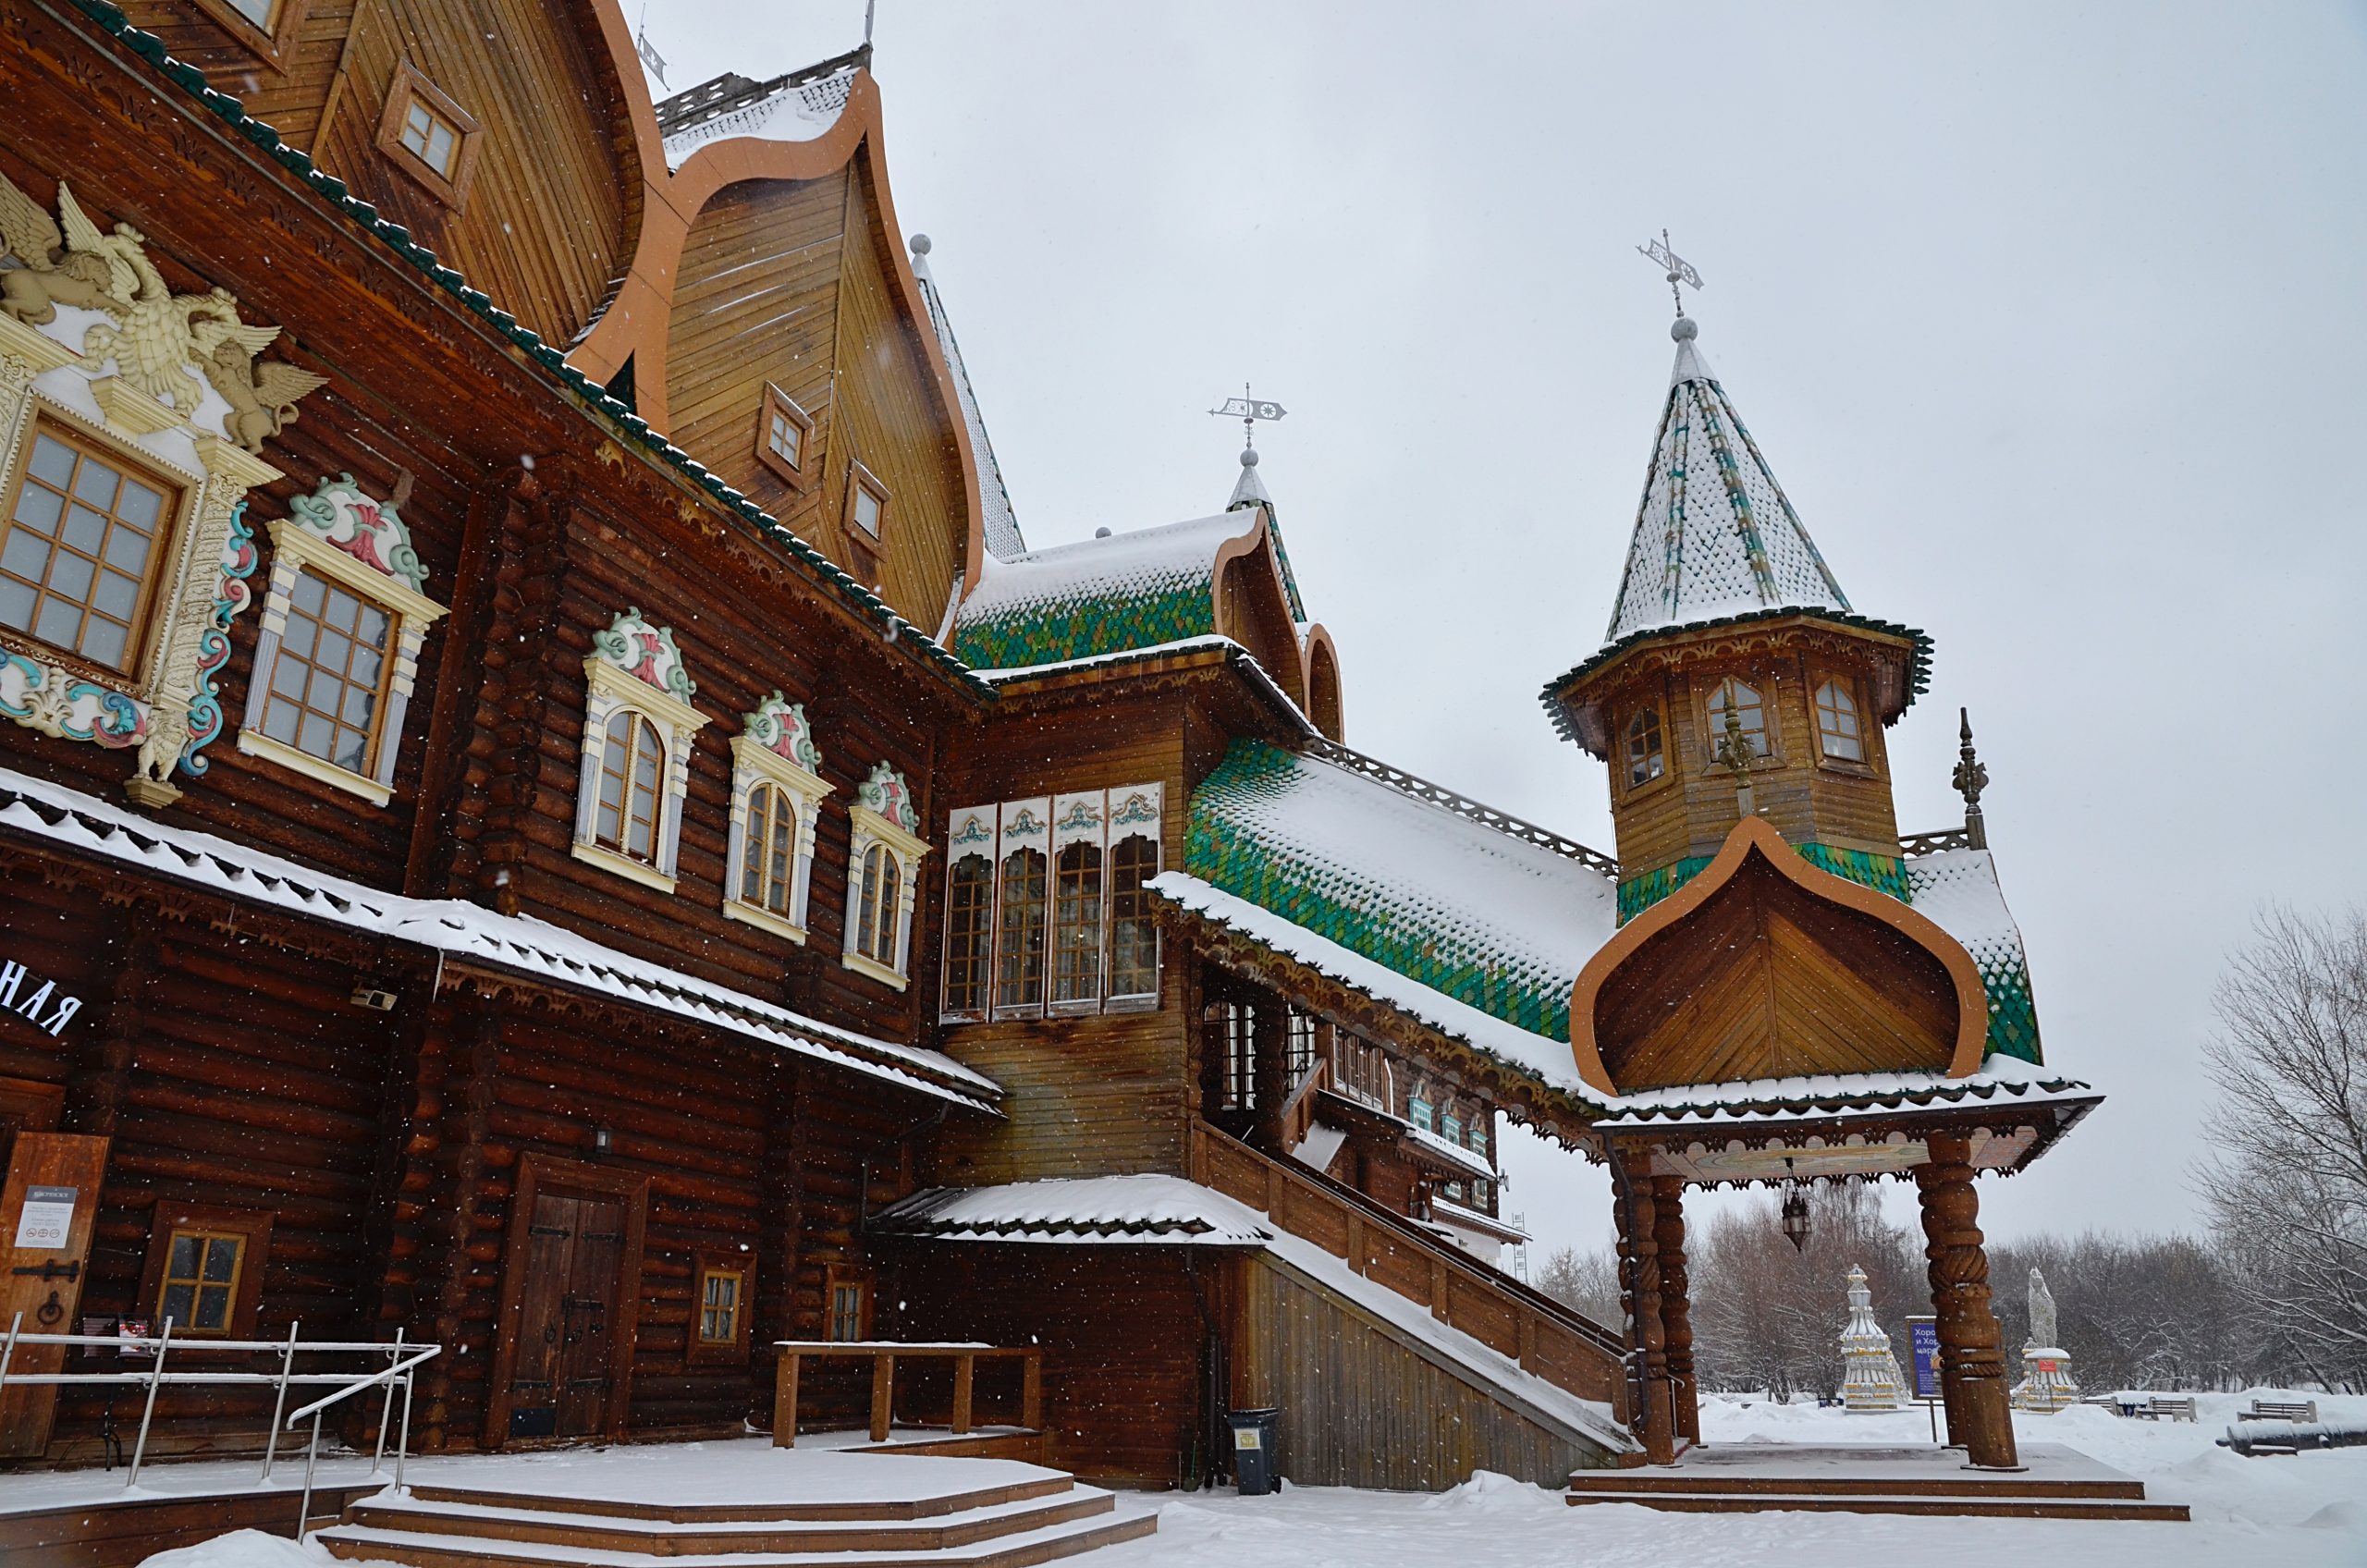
left=314, top=1468, right=1159, bottom=1568
left=1564, top=1442, right=2189, bottom=1522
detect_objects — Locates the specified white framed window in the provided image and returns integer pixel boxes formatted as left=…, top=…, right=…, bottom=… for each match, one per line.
left=940, top=783, right=1163, bottom=1023
left=842, top=762, right=929, bottom=989
left=238, top=476, right=445, bottom=805
left=754, top=385, right=816, bottom=490
left=572, top=609, right=707, bottom=893
left=724, top=692, right=830, bottom=942
left=1814, top=677, right=1865, bottom=763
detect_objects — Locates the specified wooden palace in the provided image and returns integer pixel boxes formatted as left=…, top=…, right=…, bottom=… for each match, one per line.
left=0, top=0, right=2103, bottom=1525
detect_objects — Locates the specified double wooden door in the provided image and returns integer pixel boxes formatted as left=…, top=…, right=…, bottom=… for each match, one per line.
left=506, top=1191, right=626, bottom=1439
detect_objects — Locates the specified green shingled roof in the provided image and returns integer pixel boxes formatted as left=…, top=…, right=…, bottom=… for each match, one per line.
left=950, top=511, right=1250, bottom=670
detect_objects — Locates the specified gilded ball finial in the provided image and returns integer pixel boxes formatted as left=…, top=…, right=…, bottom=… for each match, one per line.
left=1672, top=315, right=1699, bottom=342
left=1241, top=447, right=1259, bottom=468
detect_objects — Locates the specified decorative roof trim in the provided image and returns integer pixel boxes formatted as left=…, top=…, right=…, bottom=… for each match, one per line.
left=1566, top=815, right=1991, bottom=1096
left=1300, top=739, right=1616, bottom=875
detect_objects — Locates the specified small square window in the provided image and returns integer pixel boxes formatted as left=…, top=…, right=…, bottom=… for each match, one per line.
left=137, top=1205, right=273, bottom=1341
left=688, top=1248, right=753, bottom=1364
left=826, top=1270, right=872, bottom=1342
left=376, top=61, right=482, bottom=208
left=183, top=0, right=308, bottom=68
left=754, top=386, right=816, bottom=490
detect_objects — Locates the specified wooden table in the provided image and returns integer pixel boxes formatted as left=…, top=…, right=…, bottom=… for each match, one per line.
left=770, top=1341, right=1042, bottom=1447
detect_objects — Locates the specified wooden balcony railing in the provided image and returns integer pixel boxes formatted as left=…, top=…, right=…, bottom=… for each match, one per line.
left=1188, top=1121, right=1629, bottom=1418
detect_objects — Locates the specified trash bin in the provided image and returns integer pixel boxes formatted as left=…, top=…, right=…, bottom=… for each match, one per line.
left=1227, top=1407, right=1281, bottom=1495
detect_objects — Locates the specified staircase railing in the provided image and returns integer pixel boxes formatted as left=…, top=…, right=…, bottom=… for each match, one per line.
left=1188, top=1121, right=1628, bottom=1418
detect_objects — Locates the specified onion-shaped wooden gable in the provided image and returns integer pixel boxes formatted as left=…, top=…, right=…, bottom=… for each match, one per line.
left=1567, top=816, right=1988, bottom=1096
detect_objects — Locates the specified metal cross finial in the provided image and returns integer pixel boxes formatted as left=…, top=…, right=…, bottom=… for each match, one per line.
left=1637, top=229, right=1703, bottom=317
left=1952, top=707, right=1989, bottom=851
left=1208, top=383, right=1288, bottom=449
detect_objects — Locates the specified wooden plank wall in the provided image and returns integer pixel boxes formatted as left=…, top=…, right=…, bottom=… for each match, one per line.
left=885, top=1243, right=1210, bottom=1488
left=1235, top=1252, right=1599, bottom=1489
left=930, top=702, right=1197, bottom=1184
left=663, top=165, right=968, bottom=632
left=208, top=0, right=642, bottom=350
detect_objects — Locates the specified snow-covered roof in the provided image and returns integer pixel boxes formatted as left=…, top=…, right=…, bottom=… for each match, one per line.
left=658, top=65, right=860, bottom=171
left=1430, top=1195, right=1528, bottom=1242
left=882, top=1175, right=1634, bottom=1453
left=1907, top=847, right=2042, bottom=1062
left=1172, top=738, right=1622, bottom=1042
left=951, top=510, right=1253, bottom=670
left=909, top=241, right=1025, bottom=562
left=1404, top=1121, right=1500, bottom=1182
left=1600, top=318, right=1851, bottom=646
left=0, top=766, right=998, bottom=1110
left=875, top=1174, right=1274, bottom=1244
left=1590, top=1052, right=2094, bottom=1128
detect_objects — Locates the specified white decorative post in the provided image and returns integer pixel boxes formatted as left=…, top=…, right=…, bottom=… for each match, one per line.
left=1839, top=1264, right=1906, bottom=1412
left=2011, top=1268, right=2080, bottom=1412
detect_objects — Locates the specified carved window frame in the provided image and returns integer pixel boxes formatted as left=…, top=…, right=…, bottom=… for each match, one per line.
left=754, top=385, right=816, bottom=492
left=0, top=314, right=280, bottom=808
left=135, top=1202, right=275, bottom=1342
left=181, top=0, right=313, bottom=74
left=238, top=486, right=446, bottom=806
left=572, top=614, right=707, bottom=895
left=724, top=696, right=830, bottom=944
left=842, top=764, right=929, bottom=991
left=687, top=1245, right=754, bottom=1366
left=1810, top=670, right=1879, bottom=778
left=375, top=59, right=484, bottom=212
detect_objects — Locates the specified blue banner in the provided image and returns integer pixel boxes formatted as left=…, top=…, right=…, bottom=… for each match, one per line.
left=1907, top=1317, right=1942, bottom=1399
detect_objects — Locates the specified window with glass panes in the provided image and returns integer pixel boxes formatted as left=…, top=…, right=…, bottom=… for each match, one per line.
left=942, top=854, right=993, bottom=1013
left=595, top=711, right=664, bottom=863
left=258, top=569, right=394, bottom=776
left=1205, top=1001, right=1256, bottom=1110
left=1707, top=677, right=1769, bottom=758
left=156, top=1229, right=244, bottom=1333
left=399, top=97, right=460, bottom=177
left=0, top=423, right=174, bottom=675
left=1051, top=840, right=1103, bottom=1005
left=996, top=846, right=1047, bottom=1010
left=740, top=782, right=798, bottom=917
left=698, top=1267, right=742, bottom=1345
left=1814, top=679, right=1864, bottom=761
left=1107, top=832, right=1159, bottom=998
left=1286, top=1008, right=1317, bottom=1079
left=1625, top=705, right=1664, bottom=787
left=827, top=1278, right=868, bottom=1341
left=855, top=843, right=901, bottom=967
left=850, top=471, right=887, bottom=539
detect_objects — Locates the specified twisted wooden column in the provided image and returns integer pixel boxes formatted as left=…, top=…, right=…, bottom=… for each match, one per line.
left=1914, top=1131, right=2018, bottom=1469
left=1650, top=1173, right=1699, bottom=1444
left=1615, top=1150, right=1674, bottom=1464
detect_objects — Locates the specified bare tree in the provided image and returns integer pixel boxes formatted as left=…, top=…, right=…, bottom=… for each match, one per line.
left=1533, top=1244, right=1622, bottom=1326
left=2196, top=906, right=2367, bottom=1391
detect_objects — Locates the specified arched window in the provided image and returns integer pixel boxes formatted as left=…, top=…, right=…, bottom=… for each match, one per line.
left=996, top=846, right=1048, bottom=1011
left=1051, top=840, right=1104, bottom=1006
left=942, top=853, right=994, bottom=1015
left=1706, top=677, right=1769, bottom=760
left=1108, top=831, right=1161, bottom=1001
left=740, top=782, right=798, bottom=916
left=1814, top=679, right=1864, bottom=762
left=596, top=710, right=663, bottom=863
left=1625, top=706, right=1664, bottom=788
left=855, top=843, right=901, bottom=967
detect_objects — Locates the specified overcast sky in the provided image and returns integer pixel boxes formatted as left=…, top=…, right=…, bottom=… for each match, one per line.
left=640, top=2, right=2366, bottom=1261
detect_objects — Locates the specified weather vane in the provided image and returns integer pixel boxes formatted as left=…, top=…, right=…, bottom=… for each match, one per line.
left=1208, top=383, right=1287, bottom=450
left=1637, top=229, right=1702, bottom=317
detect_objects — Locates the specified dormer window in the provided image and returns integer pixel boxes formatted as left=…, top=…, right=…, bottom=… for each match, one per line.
left=755, top=386, right=816, bottom=490
left=849, top=463, right=889, bottom=540
left=1707, top=678, right=1770, bottom=760
left=1814, top=679, right=1864, bottom=762
left=1624, top=706, right=1664, bottom=789
left=376, top=60, right=482, bottom=209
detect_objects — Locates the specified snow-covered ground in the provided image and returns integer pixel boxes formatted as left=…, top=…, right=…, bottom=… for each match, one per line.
left=135, top=1390, right=2367, bottom=1567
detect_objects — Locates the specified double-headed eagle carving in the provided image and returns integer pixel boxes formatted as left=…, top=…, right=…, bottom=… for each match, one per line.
left=0, top=173, right=325, bottom=453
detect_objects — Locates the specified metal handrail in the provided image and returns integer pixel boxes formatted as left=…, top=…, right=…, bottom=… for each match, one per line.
left=0, top=1312, right=441, bottom=1535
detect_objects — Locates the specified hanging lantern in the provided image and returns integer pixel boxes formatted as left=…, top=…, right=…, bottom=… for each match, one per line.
left=1780, top=1157, right=1811, bottom=1252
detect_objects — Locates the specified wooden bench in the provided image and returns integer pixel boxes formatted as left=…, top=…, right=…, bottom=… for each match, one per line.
left=770, top=1341, right=1042, bottom=1447
left=2238, top=1399, right=2318, bottom=1424
left=2132, top=1396, right=2197, bottom=1422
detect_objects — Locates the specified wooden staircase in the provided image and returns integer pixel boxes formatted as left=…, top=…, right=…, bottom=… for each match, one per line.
left=313, top=1463, right=1159, bottom=1567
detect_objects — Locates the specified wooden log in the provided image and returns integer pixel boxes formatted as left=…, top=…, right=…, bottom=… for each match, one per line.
left=1650, top=1173, right=1699, bottom=1443
left=869, top=1352, right=894, bottom=1442
left=772, top=1348, right=800, bottom=1448
left=1915, top=1132, right=2017, bottom=1468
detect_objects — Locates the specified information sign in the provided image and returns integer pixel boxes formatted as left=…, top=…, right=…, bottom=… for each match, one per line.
left=1907, top=1315, right=1942, bottom=1399
left=12, top=1185, right=77, bottom=1249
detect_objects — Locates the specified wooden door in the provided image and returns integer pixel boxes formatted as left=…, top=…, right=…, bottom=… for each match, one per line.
left=0, top=1133, right=110, bottom=1457
left=505, top=1192, right=625, bottom=1439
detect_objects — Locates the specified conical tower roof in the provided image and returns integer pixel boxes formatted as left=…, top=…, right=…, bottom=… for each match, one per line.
left=1601, top=317, right=1849, bottom=646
